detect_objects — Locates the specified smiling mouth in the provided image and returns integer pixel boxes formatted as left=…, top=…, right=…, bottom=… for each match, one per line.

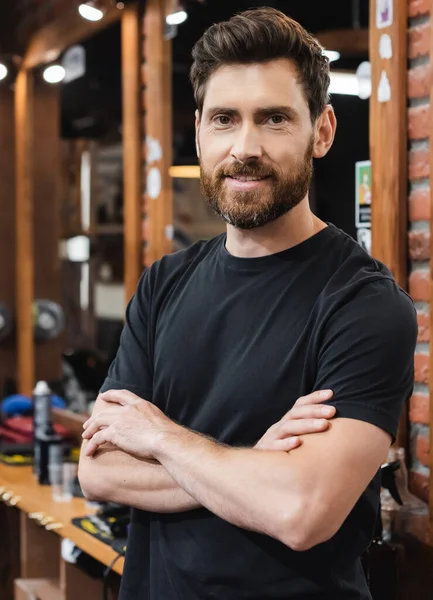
left=227, top=175, right=270, bottom=181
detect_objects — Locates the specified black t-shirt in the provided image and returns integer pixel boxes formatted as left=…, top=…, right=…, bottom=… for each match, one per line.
left=100, top=224, right=417, bottom=600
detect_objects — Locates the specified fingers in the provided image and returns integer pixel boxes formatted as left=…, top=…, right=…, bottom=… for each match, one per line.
left=256, top=436, right=302, bottom=452
left=100, top=389, right=142, bottom=406
left=281, top=404, right=336, bottom=422
left=85, top=429, right=111, bottom=457
left=270, top=437, right=302, bottom=452
left=82, top=413, right=117, bottom=439
left=294, top=390, right=333, bottom=406
left=277, top=418, right=331, bottom=437
left=83, top=408, right=123, bottom=431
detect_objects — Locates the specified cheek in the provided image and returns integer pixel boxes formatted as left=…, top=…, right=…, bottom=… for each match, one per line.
left=199, top=131, right=233, bottom=167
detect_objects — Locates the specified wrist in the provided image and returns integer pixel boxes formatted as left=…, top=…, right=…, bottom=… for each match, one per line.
left=151, top=419, right=185, bottom=461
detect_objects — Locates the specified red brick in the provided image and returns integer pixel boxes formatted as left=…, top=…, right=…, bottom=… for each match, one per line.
left=410, top=392, right=430, bottom=424
left=409, top=269, right=430, bottom=301
left=409, top=471, right=429, bottom=503
left=409, top=148, right=430, bottom=180
left=417, top=311, right=430, bottom=342
left=414, top=352, right=429, bottom=384
left=409, top=188, right=431, bottom=221
left=409, top=0, right=430, bottom=17
left=408, top=64, right=432, bottom=99
left=416, top=434, right=430, bottom=466
left=408, top=23, right=430, bottom=59
left=408, top=230, right=430, bottom=260
left=408, top=104, right=430, bottom=140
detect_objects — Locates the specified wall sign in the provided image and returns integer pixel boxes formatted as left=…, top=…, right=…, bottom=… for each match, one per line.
left=376, top=0, right=393, bottom=29
left=147, top=167, right=162, bottom=199
left=378, top=70, right=391, bottom=103
left=357, top=228, right=372, bottom=255
left=379, top=34, right=392, bottom=59
left=355, top=160, right=372, bottom=228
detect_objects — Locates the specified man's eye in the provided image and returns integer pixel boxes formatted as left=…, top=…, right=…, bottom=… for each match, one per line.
left=269, top=115, right=285, bottom=124
left=215, top=115, right=231, bottom=125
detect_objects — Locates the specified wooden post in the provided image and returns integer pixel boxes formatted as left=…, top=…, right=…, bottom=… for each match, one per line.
left=0, top=87, right=17, bottom=396
left=143, top=0, right=173, bottom=266
left=15, top=68, right=35, bottom=396
left=121, top=3, right=143, bottom=302
left=32, top=79, right=63, bottom=382
left=369, top=0, right=408, bottom=447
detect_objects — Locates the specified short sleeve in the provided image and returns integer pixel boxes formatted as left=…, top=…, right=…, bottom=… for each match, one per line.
left=99, top=268, right=154, bottom=400
left=313, top=281, right=417, bottom=442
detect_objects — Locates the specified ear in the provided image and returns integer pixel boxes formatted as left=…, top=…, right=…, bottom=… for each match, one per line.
left=195, top=109, right=200, bottom=159
left=312, top=106, right=337, bottom=159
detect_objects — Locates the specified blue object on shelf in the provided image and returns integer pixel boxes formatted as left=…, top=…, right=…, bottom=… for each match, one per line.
left=1, top=394, right=66, bottom=417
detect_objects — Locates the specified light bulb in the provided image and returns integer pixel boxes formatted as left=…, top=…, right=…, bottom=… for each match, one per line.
left=78, top=3, right=104, bottom=22
left=166, top=10, right=187, bottom=26
left=0, top=63, right=8, bottom=81
left=323, top=50, right=341, bottom=63
left=43, top=65, right=66, bottom=84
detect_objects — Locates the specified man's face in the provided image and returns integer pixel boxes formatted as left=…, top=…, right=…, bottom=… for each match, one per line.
left=196, top=59, right=318, bottom=230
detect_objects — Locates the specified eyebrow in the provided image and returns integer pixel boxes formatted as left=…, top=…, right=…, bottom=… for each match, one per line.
left=204, top=105, right=299, bottom=121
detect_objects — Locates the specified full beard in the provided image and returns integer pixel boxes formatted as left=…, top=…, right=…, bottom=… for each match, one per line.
left=200, top=137, right=314, bottom=230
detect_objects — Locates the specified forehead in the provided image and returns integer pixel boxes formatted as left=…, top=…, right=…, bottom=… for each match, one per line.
left=202, top=59, right=309, bottom=117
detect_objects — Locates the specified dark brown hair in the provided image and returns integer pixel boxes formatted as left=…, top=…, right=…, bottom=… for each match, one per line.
left=190, top=7, right=330, bottom=122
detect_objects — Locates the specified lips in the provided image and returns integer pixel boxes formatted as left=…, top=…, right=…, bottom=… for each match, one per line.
left=229, top=175, right=269, bottom=181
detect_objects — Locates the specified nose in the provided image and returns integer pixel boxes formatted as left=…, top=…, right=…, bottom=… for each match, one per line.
left=231, top=124, right=263, bottom=163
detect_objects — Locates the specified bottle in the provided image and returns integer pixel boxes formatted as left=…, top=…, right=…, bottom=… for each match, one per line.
left=33, top=381, right=53, bottom=477
left=32, top=380, right=64, bottom=485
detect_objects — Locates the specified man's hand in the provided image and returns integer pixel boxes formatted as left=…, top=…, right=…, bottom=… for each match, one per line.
left=82, top=390, right=172, bottom=458
left=82, top=389, right=335, bottom=458
left=255, top=389, right=335, bottom=451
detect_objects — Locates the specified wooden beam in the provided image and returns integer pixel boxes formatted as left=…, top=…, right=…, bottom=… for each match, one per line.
left=143, top=0, right=173, bottom=266
left=15, top=69, right=35, bottom=396
left=23, top=1, right=121, bottom=70
left=369, top=3, right=408, bottom=446
left=121, top=3, right=143, bottom=303
left=32, top=79, right=63, bottom=383
left=316, top=28, right=369, bottom=57
left=0, top=87, right=17, bottom=397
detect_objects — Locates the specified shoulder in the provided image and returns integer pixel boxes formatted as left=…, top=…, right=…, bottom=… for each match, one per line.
left=319, top=226, right=417, bottom=341
left=138, top=235, right=223, bottom=297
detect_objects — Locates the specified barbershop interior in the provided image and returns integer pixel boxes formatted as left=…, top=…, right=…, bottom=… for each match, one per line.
left=0, top=0, right=432, bottom=599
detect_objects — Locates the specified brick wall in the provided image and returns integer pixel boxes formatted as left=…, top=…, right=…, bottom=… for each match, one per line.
left=408, top=0, right=431, bottom=507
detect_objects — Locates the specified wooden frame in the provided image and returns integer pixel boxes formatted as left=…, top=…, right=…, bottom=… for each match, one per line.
left=15, top=2, right=142, bottom=394
left=143, top=0, right=173, bottom=267
left=369, top=0, right=408, bottom=447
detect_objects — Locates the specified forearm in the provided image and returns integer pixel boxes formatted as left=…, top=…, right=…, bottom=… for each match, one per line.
left=154, top=427, right=304, bottom=548
left=78, top=440, right=201, bottom=512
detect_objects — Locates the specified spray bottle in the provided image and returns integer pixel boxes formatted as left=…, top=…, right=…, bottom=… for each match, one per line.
left=32, top=381, right=63, bottom=485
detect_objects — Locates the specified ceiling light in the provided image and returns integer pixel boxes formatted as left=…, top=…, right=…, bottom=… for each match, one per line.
left=166, top=10, right=187, bottom=26
left=43, top=65, right=66, bottom=84
left=78, top=3, right=104, bottom=21
left=323, top=50, right=341, bottom=63
left=169, top=165, right=200, bottom=178
left=329, top=72, right=359, bottom=96
left=0, top=63, right=8, bottom=81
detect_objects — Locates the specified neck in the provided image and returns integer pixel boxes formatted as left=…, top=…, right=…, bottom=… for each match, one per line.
left=225, top=198, right=327, bottom=259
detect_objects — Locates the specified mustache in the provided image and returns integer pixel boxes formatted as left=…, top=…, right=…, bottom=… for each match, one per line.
left=219, top=162, right=276, bottom=179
